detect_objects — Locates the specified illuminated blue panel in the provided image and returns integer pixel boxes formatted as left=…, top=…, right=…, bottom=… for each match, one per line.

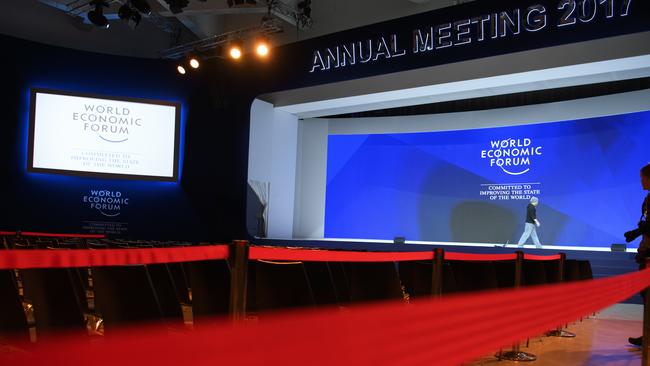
left=325, top=110, right=650, bottom=248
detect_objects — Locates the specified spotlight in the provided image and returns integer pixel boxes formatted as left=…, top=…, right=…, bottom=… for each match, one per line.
left=188, top=54, right=201, bottom=69
left=229, top=47, right=241, bottom=59
left=177, top=65, right=186, bottom=75
left=118, top=4, right=142, bottom=28
left=87, top=1, right=110, bottom=28
left=256, top=43, right=269, bottom=57
left=255, top=36, right=270, bottom=57
left=130, top=0, right=152, bottom=15
left=228, top=41, right=243, bottom=60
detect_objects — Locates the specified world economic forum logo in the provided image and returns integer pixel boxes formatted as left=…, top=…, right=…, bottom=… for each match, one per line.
left=83, top=190, right=129, bottom=217
left=72, top=104, right=142, bottom=143
left=480, top=138, right=543, bottom=176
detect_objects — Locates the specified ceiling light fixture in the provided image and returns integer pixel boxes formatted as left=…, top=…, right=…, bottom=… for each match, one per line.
left=164, top=0, right=190, bottom=14
left=118, top=4, right=142, bottom=28
left=188, top=53, right=201, bottom=69
left=130, top=0, right=152, bottom=15
left=255, top=36, right=270, bottom=57
left=229, top=40, right=243, bottom=60
left=87, top=0, right=110, bottom=28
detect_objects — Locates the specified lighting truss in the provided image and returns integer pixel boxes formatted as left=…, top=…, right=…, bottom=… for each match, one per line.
left=39, top=0, right=180, bottom=34
left=159, top=17, right=283, bottom=59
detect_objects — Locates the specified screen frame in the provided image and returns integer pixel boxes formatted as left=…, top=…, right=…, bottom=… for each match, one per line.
left=27, top=88, right=182, bottom=182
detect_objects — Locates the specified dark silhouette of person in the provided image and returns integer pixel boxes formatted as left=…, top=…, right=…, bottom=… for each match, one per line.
left=627, top=163, right=650, bottom=346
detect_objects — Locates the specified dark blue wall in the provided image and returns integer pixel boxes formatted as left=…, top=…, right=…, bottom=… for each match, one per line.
left=0, top=35, right=249, bottom=241
left=1, top=0, right=648, bottom=262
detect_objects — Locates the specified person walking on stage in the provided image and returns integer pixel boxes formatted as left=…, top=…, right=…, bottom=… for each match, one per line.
left=627, top=163, right=650, bottom=347
left=517, top=196, right=542, bottom=248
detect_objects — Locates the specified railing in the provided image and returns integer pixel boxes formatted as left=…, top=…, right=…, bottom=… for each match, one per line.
left=0, top=237, right=647, bottom=365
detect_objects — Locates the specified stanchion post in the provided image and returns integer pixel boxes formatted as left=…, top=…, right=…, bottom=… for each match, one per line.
left=498, top=250, right=536, bottom=362
left=431, top=248, right=444, bottom=297
left=514, top=250, right=523, bottom=288
left=513, top=251, right=523, bottom=353
left=547, top=253, right=575, bottom=338
left=229, top=240, right=249, bottom=322
left=643, top=258, right=650, bottom=365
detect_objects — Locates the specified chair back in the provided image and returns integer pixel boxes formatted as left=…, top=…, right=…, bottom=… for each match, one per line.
left=0, top=270, right=29, bottom=342
left=188, top=260, right=230, bottom=323
left=253, top=260, right=316, bottom=312
left=21, top=268, right=86, bottom=338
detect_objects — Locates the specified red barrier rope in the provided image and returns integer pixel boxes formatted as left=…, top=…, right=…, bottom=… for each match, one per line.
left=524, top=253, right=562, bottom=261
left=5, top=266, right=649, bottom=366
left=0, top=245, right=229, bottom=269
left=0, top=245, right=544, bottom=269
left=0, top=231, right=17, bottom=236
left=20, top=231, right=106, bottom=238
left=249, top=246, right=435, bottom=262
left=445, top=252, right=518, bottom=261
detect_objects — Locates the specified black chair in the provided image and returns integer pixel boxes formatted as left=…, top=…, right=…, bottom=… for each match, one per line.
left=187, top=260, right=230, bottom=324
left=55, top=241, right=83, bottom=250
left=252, top=260, right=316, bottom=312
left=577, top=260, right=594, bottom=281
left=0, top=270, right=29, bottom=343
left=1, top=236, right=10, bottom=250
left=493, top=261, right=517, bottom=289
left=303, top=262, right=344, bottom=306
left=543, top=260, right=562, bottom=284
left=145, top=264, right=185, bottom=320
left=10, top=242, right=34, bottom=250
left=398, top=261, right=434, bottom=299
left=323, top=262, right=351, bottom=304
left=87, top=241, right=109, bottom=250
left=20, top=268, right=87, bottom=339
left=92, top=265, right=179, bottom=332
left=30, top=238, right=58, bottom=249
left=343, top=262, right=403, bottom=303
left=448, top=261, right=499, bottom=293
left=564, top=260, right=581, bottom=282
left=522, top=261, right=548, bottom=286
left=167, top=263, right=192, bottom=305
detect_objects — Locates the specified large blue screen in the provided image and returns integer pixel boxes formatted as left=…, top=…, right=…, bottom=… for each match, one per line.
left=324, top=110, right=650, bottom=248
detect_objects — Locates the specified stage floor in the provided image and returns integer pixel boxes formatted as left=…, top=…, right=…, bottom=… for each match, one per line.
left=469, top=304, right=644, bottom=365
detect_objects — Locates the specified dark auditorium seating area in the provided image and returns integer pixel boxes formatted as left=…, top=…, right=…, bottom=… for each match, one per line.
left=0, top=233, right=598, bottom=344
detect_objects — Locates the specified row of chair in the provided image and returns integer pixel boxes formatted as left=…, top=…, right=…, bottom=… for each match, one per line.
left=1, top=235, right=197, bottom=250
left=0, top=246, right=594, bottom=344
left=0, top=259, right=231, bottom=342
left=247, top=257, right=594, bottom=311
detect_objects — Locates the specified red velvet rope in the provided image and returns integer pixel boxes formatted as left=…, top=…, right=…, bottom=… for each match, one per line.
left=445, top=252, right=518, bottom=261
left=0, top=231, right=17, bottom=236
left=249, top=247, right=525, bottom=263
left=5, top=267, right=650, bottom=366
left=0, top=245, right=229, bottom=269
left=249, top=246, right=435, bottom=262
left=0, top=245, right=554, bottom=269
left=524, top=253, right=562, bottom=261
left=20, top=231, right=106, bottom=238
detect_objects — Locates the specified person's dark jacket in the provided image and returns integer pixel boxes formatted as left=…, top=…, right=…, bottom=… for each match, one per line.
left=640, top=194, right=650, bottom=236
left=525, top=204, right=537, bottom=224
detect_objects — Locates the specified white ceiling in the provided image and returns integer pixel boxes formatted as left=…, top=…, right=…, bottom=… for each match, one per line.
left=1, top=0, right=469, bottom=58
